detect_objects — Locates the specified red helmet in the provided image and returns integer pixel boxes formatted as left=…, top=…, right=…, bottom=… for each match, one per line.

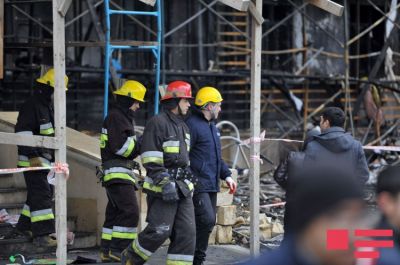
left=161, top=81, right=193, bottom=101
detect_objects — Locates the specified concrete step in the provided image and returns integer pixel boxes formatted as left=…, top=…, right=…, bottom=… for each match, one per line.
left=0, top=173, right=26, bottom=189
left=0, top=174, right=15, bottom=189
left=0, top=232, right=96, bottom=256
left=67, top=216, right=77, bottom=232
left=0, top=203, right=24, bottom=215
left=0, top=188, right=27, bottom=205
left=0, top=217, right=78, bottom=242
left=0, top=223, right=14, bottom=238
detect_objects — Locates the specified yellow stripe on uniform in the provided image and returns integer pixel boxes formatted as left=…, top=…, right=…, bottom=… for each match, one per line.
left=163, top=140, right=180, bottom=154
left=141, top=151, right=164, bottom=165
left=112, top=226, right=138, bottom=239
left=166, top=254, right=194, bottom=265
left=21, top=204, right=31, bottom=217
left=40, top=122, right=55, bottom=135
left=131, top=239, right=152, bottom=261
left=101, top=227, right=112, bottom=241
left=31, top=209, right=54, bottom=223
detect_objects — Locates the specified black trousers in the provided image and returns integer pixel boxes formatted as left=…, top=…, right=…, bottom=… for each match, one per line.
left=17, top=170, right=55, bottom=237
left=193, top=192, right=217, bottom=264
left=100, top=184, right=139, bottom=252
left=127, top=195, right=196, bottom=265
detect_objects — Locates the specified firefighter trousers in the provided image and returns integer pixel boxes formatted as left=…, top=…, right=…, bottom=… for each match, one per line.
left=193, top=192, right=217, bottom=264
left=100, top=184, right=139, bottom=253
left=16, top=170, right=55, bottom=237
left=127, top=195, right=196, bottom=265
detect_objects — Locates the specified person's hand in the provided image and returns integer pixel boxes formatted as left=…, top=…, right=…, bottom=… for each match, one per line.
left=225, top=177, right=237, bottom=194
left=162, top=182, right=179, bottom=202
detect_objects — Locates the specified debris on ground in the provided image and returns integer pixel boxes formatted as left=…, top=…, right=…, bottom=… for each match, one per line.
left=230, top=144, right=399, bottom=251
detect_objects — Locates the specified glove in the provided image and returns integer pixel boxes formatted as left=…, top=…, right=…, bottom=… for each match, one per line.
left=136, top=135, right=143, bottom=145
left=29, top=157, right=46, bottom=167
left=162, top=181, right=179, bottom=202
left=225, top=176, right=237, bottom=194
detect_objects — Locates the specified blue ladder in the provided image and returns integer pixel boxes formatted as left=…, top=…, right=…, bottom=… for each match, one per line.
left=103, top=0, right=162, bottom=117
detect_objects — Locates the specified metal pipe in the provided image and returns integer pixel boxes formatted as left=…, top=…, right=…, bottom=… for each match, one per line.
left=164, top=0, right=218, bottom=38
left=154, top=0, right=162, bottom=114
left=197, top=1, right=205, bottom=71
left=65, top=0, right=103, bottom=28
left=262, top=2, right=308, bottom=38
left=287, top=0, right=344, bottom=48
left=109, top=0, right=156, bottom=36
left=343, top=0, right=355, bottom=136
left=295, top=47, right=324, bottom=75
left=103, top=0, right=111, bottom=118
left=347, top=2, right=400, bottom=46
left=197, top=0, right=250, bottom=41
left=11, top=4, right=53, bottom=34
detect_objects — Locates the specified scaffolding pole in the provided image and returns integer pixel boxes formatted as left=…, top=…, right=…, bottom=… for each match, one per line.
left=249, top=0, right=262, bottom=257
left=53, top=0, right=68, bottom=263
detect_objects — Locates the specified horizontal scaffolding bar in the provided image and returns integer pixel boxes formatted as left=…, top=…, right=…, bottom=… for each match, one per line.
left=109, top=45, right=158, bottom=50
left=0, top=132, right=59, bottom=149
left=108, top=10, right=158, bottom=16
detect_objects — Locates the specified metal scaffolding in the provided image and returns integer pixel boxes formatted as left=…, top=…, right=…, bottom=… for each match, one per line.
left=1, top=0, right=400, bottom=259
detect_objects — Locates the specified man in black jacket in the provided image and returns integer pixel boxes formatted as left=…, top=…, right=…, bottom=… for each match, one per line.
left=304, top=107, right=369, bottom=184
left=15, top=68, right=68, bottom=247
left=186, top=86, right=237, bottom=265
left=121, top=81, right=196, bottom=265
left=375, top=165, right=400, bottom=265
left=242, top=167, right=365, bottom=265
left=99, top=80, right=146, bottom=262
left=273, top=128, right=320, bottom=234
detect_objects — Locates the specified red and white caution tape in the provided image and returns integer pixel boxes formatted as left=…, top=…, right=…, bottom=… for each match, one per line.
left=47, top=162, right=70, bottom=185
left=0, top=162, right=69, bottom=186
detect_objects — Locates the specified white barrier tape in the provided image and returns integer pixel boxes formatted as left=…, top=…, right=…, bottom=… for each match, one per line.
left=250, top=155, right=264, bottom=164
left=242, top=130, right=303, bottom=145
left=0, top=166, right=51, bottom=174
left=243, top=131, right=400, bottom=152
left=363, top=146, right=400, bottom=152
left=260, top=202, right=286, bottom=208
left=0, top=162, right=69, bottom=186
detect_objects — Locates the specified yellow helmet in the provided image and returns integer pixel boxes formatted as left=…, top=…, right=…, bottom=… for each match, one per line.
left=36, top=68, right=69, bottom=90
left=113, top=80, right=146, bottom=102
left=195, top=86, right=223, bottom=106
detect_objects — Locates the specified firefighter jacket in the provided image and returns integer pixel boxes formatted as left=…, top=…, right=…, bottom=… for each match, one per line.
left=15, top=93, right=54, bottom=167
left=100, top=105, right=140, bottom=186
left=140, top=110, right=194, bottom=197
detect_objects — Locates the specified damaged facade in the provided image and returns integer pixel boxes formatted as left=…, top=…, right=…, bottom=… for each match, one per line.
left=0, top=0, right=399, bottom=142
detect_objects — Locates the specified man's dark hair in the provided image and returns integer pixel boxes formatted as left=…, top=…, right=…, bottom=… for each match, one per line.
left=288, top=166, right=363, bottom=232
left=377, top=165, right=400, bottom=196
left=321, top=107, right=345, bottom=128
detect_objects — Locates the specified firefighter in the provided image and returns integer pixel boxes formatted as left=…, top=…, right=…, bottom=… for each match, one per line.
left=99, top=80, right=146, bottom=262
left=186, top=86, right=237, bottom=265
left=15, top=68, right=68, bottom=247
left=121, top=81, right=196, bottom=265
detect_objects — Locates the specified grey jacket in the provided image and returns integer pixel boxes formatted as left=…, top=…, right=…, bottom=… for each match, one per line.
left=304, top=127, right=369, bottom=184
